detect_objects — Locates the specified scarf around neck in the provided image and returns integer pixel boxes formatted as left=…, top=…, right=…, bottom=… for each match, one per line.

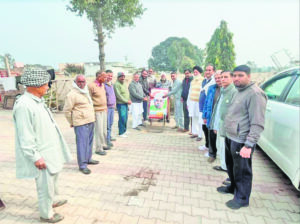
left=72, top=81, right=93, bottom=104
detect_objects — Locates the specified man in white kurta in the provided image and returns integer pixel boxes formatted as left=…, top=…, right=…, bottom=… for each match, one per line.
left=13, top=68, right=72, bottom=223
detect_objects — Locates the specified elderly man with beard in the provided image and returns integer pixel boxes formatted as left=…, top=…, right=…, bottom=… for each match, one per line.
left=64, top=75, right=99, bottom=175
left=88, top=71, right=111, bottom=155
left=14, top=68, right=72, bottom=223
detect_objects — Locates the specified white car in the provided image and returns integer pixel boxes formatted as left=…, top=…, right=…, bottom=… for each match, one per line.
left=259, top=67, right=300, bottom=190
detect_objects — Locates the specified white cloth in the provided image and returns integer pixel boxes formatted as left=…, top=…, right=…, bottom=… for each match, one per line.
left=216, top=133, right=227, bottom=170
left=0, top=77, right=16, bottom=91
left=35, top=169, right=58, bottom=219
left=131, top=102, right=143, bottom=128
left=191, top=116, right=202, bottom=138
left=72, top=81, right=92, bottom=104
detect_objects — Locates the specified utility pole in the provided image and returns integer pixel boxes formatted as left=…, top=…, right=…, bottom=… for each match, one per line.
left=4, top=55, right=11, bottom=77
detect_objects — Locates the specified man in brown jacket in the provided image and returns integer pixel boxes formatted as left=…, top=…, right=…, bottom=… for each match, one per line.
left=64, top=75, right=99, bottom=175
left=88, top=71, right=110, bottom=156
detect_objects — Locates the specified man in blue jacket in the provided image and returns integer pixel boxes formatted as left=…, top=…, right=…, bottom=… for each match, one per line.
left=198, top=64, right=216, bottom=150
left=202, top=72, right=222, bottom=162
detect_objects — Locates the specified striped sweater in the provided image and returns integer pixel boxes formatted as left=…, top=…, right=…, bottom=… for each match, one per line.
left=188, top=76, right=203, bottom=102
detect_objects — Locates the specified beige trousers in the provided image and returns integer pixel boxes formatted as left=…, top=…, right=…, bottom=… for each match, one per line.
left=35, top=169, right=58, bottom=219
left=95, top=111, right=108, bottom=152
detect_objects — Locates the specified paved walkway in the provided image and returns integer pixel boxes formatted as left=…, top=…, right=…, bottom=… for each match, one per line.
left=0, top=109, right=299, bottom=224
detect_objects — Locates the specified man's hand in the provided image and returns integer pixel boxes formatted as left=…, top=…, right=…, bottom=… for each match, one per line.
left=143, top=97, right=148, bottom=101
left=162, top=94, right=167, bottom=99
left=214, top=130, right=217, bottom=134
left=34, top=158, right=46, bottom=170
left=239, top=146, right=252, bottom=158
left=180, top=97, right=183, bottom=102
left=128, top=100, right=132, bottom=105
left=70, top=125, right=73, bottom=128
left=203, top=119, right=207, bottom=124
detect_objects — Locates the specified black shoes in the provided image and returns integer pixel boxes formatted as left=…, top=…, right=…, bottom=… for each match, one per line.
left=108, top=142, right=113, bottom=147
left=79, top=168, right=91, bottom=175
left=216, top=186, right=234, bottom=194
left=88, top=159, right=99, bottom=165
left=95, top=151, right=107, bottom=155
left=103, top=146, right=111, bottom=150
left=133, top=127, right=141, bottom=131
left=226, top=199, right=248, bottom=210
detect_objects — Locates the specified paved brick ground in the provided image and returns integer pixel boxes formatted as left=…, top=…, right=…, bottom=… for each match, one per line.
left=0, top=109, right=299, bottom=224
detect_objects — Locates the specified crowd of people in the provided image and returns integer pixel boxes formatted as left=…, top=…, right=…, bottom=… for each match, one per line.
left=11, top=63, right=267, bottom=222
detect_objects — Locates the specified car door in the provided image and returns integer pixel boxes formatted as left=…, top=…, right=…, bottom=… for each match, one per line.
left=259, top=70, right=299, bottom=181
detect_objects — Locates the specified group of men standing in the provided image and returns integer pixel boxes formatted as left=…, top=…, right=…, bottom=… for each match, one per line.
left=164, top=64, right=267, bottom=209
left=12, top=63, right=267, bottom=222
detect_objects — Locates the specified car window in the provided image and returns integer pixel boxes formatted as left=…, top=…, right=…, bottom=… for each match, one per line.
left=264, top=76, right=291, bottom=101
left=285, top=77, right=300, bottom=106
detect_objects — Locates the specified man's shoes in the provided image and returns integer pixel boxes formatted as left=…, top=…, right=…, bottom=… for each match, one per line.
left=188, top=132, right=193, bottom=135
left=223, top=178, right=231, bottom=186
left=166, top=119, right=170, bottom=123
left=95, top=151, right=106, bottom=156
left=172, top=126, right=178, bottom=129
left=133, top=127, right=141, bottom=131
left=182, top=129, right=189, bottom=132
left=226, top=199, right=248, bottom=210
left=108, top=142, right=113, bottom=147
left=207, top=157, right=216, bottom=163
left=110, top=137, right=116, bottom=141
left=198, top=145, right=208, bottom=151
left=196, top=137, right=202, bottom=141
left=204, top=152, right=210, bottom=157
left=190, top=134, right=198, bottom=138
left=88, top=159, right=99, bottom=165
left=119, top=133, right=128, bottom=138
left=103, top=146, right=111, bottom=150
left=52, top=200, right=68, bottom=208
left=213, top=166, right=227, bottom=172
left=79, top=168, right=91, bottom=175
left=139, top=123, right=146, bottom=127
left=40, top=213, right=64, bottom=223
left=217, top=186, right=234, bottom=194
left=0, top=199, right=5, bottom=211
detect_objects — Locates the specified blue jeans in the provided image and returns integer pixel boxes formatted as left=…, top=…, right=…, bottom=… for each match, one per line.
left=116, top=104, right=128, bottom=135
left=107, top=107, right=115, bottom=143
left=74, top=122, right=94, bottom=169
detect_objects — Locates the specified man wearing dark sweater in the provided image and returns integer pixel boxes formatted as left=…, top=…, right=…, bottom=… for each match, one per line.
left=217, top=65, right=267, bottom=210
left=181, top=69, right=193, bottom=132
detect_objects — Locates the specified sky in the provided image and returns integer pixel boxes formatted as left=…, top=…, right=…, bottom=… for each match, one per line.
left=0, top=0, right=299, bottom=69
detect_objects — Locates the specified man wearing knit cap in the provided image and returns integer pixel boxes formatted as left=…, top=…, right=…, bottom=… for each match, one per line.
left=13, top=68, right=72, bottom=223
left=114, top=72, right=131, bottom=137
left=217, top=65, right=267, bottom=210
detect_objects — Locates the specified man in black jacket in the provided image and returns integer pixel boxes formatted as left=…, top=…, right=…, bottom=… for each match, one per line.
left=139, top=69, right=150, bottom=121
left=181, top=69, right=193, bottom=132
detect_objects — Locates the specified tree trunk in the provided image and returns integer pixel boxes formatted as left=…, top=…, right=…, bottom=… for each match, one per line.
left=4, top=56, right=11, bottom=77
left=96, top=8, right=105, bottom=72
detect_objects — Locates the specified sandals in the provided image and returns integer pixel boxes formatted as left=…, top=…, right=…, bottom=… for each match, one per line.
left=52, top=200, right=67, bottom=208
left=40, top=213, right=64, bottom=223
left=213, top=166, right=227, bottom=172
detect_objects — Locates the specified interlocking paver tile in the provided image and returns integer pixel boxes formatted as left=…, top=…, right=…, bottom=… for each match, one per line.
left=245, top=214, right=266, bottom=224
left=1, top=110, right=300, bottom=224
